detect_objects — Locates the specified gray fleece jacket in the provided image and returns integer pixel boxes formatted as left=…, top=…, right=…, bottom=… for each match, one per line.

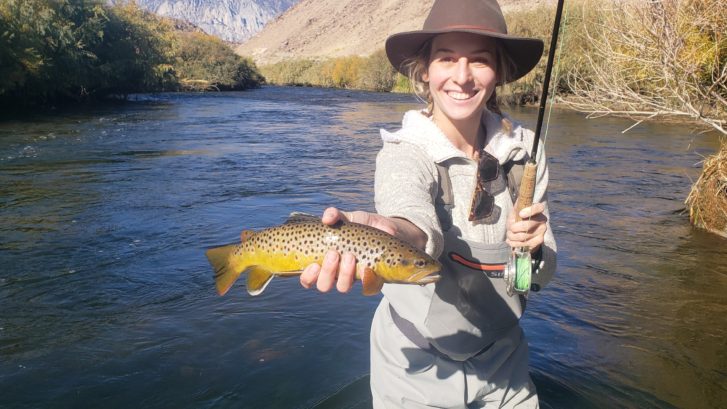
left=375, top=109, right=557, bottom=289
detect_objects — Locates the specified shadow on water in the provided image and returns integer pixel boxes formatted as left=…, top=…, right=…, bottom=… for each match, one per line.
left=0, top=87, right=725, bottom=408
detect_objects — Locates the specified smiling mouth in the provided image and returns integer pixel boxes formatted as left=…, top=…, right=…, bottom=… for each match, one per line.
left=447, top=90, right=478, bottom=101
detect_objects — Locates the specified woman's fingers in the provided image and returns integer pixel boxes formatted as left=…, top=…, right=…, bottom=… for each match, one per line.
left=517, top=202, right=545, bottom=220
left=300, top=251, right=356, bottom=293
left=300, top=263, right=320, bottom=289
left=302, top=208, right=390, bottom=294
left=316, top=249, right=340, bottom=292
left=322, top=207, right=350, bottom=225
left=336, top=253, right=356, bottom=293
left=509, top=217, right=547, bottom=236
left=507, top=204, right=548, bottom=250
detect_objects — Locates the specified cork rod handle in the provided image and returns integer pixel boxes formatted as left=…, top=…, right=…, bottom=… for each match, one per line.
left=515, top=162, right=538, bottom=222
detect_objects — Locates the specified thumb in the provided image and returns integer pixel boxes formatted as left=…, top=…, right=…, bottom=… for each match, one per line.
left=322, top=207, right=348, bottom=225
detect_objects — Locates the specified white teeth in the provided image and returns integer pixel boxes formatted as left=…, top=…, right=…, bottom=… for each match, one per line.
left=447, top=91, right=474, bottom=100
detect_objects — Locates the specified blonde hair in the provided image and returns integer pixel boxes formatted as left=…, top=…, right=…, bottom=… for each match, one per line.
left=401, top=36, right=516, bottom=134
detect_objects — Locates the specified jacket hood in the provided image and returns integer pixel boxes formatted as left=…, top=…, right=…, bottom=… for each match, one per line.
left=380, top=110, right=531, bottom=165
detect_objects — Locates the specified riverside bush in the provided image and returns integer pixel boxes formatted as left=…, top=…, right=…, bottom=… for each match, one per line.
left=174, top=31, right=263, bottom=91
left=0, top=0, right=263, bottom=107
left=0, top=0, right=176, bottom=104
left=260, top=50, right=396, bottom=92
left=561, top=0, right=726, bottom=134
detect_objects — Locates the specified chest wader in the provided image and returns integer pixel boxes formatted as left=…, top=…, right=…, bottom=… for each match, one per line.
left=389, top=159, right=527, bottom=362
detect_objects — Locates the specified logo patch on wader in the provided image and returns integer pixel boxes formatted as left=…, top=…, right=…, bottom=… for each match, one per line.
left=449, top=252, right=506, bottom=278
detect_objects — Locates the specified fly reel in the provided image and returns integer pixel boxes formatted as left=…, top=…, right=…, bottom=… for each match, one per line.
left=504, top=247, right=532, bottom=296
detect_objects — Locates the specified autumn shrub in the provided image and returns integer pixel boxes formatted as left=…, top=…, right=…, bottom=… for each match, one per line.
left=97, top=2, right=178, bottom=95
left=562, top=0, right=726, bottom=134
left=686, top=138, right=727, bottom=237
left=260, top=59, right=320, bottom=86
left=0, top=0, right=264, bottom=106
left=0, top=0, right=178, bottom=105
left=356, top=49, right=397, bottom=92
left=498, top=0, right=599, bottom=105
left=174, top=31, right=263, bottom=91
left=260, top=51, right=396, bottom=91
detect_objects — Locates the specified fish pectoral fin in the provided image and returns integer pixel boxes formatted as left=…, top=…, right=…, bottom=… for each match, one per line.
left=361, top=267, right=384, bottom=296
left=246, top=266, right=275, bottom=296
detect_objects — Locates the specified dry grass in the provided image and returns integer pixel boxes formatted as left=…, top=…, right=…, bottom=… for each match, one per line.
left=562, top=0, right=727, bottom=135
left=686, top=139, right=727, bottom=238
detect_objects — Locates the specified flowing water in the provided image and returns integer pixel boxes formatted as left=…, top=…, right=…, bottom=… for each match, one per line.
left=0, top=86, right=725, bottom=409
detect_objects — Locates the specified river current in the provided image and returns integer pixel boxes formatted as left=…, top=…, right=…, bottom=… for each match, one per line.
left=1, top=86, right=725, bottom=408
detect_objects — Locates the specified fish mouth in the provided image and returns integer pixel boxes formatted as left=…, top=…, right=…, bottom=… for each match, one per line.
left=408, top=269, right=441, bottom=284
left=416, top=274, right=440, bottom=284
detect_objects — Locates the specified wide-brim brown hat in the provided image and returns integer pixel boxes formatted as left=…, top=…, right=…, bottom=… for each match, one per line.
left=385, top=0, right=544, bottom=83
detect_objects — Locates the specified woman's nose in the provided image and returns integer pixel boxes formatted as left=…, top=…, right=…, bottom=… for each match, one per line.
left=453, top=58, right=472, bottom=84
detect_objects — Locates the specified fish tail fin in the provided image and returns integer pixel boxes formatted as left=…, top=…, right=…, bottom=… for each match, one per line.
left=246, top=266, right=275, bottom=296
left=206, top=244, right=246, bottom=296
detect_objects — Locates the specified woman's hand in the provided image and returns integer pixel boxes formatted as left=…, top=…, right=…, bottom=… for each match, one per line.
left=299, top=207, right=425, bottom=295
left=506, top=202, right=548, bottom=253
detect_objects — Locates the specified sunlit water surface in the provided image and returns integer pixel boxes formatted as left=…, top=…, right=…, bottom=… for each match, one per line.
left=1, top=87, right=725, bottom=408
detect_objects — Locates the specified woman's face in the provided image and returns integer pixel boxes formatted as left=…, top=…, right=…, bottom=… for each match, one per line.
left=423, top=32, right=498, bottom=128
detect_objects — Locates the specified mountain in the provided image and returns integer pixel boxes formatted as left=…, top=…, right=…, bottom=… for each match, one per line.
left=235, top=0, right=555, bottom=64
left=127, top=0, right=299, bottom=43
left=236, top=0, right=434, bottom=64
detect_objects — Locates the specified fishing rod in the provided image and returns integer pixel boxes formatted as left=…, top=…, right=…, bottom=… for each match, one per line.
left=507, top=0, right=566, bottom=295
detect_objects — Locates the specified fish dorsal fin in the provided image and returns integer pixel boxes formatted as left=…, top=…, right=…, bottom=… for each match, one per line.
left=285, top=212, right=319, bottom=224
left=241, top=230, right=255, bottom=242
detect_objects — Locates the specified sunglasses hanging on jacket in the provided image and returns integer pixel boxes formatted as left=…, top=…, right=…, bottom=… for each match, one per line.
left=468, top=149, right=506, bottom=223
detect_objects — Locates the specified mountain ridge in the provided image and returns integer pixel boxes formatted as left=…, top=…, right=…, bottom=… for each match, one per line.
left=236, top=0, right=556, bottom=64
left=125, top=0, right=297, bottom=43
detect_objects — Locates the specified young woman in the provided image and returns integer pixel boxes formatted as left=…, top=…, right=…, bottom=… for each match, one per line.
left=299, top=0, right=557, bottom=406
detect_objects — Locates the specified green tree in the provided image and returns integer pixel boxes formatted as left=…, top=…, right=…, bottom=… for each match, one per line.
left=0, top=0, right=179, bottom=105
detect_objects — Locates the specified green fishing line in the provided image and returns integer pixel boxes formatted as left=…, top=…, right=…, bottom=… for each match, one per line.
left=515, top=255, right=532, bottom=291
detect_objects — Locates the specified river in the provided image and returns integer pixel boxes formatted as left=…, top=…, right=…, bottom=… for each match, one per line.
left=1, top=86, right=725, bottom=408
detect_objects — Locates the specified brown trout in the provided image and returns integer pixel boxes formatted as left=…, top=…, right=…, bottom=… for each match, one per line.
left=206, top=213, right=441, bottom=296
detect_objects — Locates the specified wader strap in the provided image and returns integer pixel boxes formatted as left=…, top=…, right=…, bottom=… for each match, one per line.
left=435, top=163, right=454, bottom=231
left=438, top=159, right=524, bottom=218
left=503, top=159, right=525, bottom=204
left=389, top=304, right=494, bottom=361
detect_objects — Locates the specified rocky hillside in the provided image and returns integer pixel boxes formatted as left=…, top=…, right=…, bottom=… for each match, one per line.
left=236, top=0, right=555, bottom=64
left=126, top=0, right=298, bottom=42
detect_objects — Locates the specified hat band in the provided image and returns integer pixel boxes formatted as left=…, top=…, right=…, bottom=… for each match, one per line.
left=434, top=24, right=501, bottom=34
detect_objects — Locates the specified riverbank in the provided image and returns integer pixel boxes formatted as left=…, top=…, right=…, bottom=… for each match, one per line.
left=0, top=1, right=263, bottom=108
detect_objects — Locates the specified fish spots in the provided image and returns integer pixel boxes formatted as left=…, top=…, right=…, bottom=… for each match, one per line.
left=228, top=219, right=438, bottom=284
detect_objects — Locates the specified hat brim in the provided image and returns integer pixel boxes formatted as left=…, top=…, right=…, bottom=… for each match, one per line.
left=385, top=29, right=544, bottom=83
